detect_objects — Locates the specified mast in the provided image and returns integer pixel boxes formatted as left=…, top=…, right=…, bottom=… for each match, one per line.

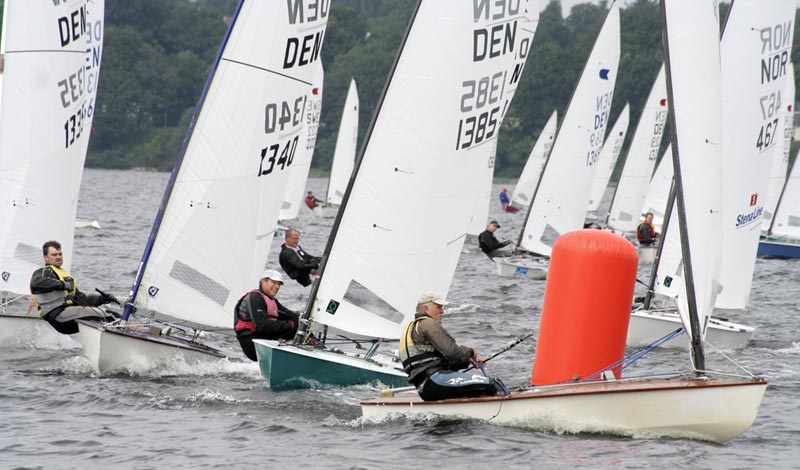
left=122, top=0, right=244, bottom=321
left=294, top=0, right=423, bottom=343
left=660, top=0, right=705, bottom=371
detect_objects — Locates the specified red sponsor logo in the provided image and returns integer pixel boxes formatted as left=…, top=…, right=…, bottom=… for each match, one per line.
left=750, top=194, right=758, bottom=206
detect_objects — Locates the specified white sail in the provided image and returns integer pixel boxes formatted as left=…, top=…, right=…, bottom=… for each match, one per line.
left=467, top=139, right=497, bottom=237
left=326, top=79, right=358, bottom=206
left=132, top=1, right=328, bottom=329
left=0, top=0, right=97, bottom=296
left=519, top=2, right=620, bottom=256
left=641, top=145, right=672, bottom=226
left=606, top=66, right=668, bottom=232
left=586, top=103, right=629, bottom=214
left=658, top=0, right=723, bottom=341
left=510, top=109, right=557, bottom=208
left=311, top=1, right=538, bottom=339
left=770, top=148, right=800, bottom=238
left=280, top=61, right=324, bottom=221
left=716, top=0, right=796, bottom=311
left=763, top=65, right=795, bottom=230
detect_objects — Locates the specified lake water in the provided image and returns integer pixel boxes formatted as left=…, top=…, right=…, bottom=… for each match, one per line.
left=1, top=169, right=797, bottom=469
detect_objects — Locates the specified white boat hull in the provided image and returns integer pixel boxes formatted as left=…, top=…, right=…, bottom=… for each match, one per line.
left=627, top=309, right=754, bottom=350
left=361, top=376, right=767, bottom=443
left=0, top=313, right=71, bottom=347
left=77, top=320, right=229, bottom=375
left=494, top=256, right=549, bottom=279
left=312, top=204, right=338, bottom=218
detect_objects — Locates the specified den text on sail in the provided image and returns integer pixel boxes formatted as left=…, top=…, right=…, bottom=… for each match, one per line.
left=284, top=0, right=328, bottom=68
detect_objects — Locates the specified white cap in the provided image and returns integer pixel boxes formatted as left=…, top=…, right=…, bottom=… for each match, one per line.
left=417, top=291, right=449, bottom=306
left=260, top=269, right=284, bottom=284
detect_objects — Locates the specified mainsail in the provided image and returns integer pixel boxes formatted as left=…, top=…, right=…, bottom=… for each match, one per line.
left=308, top=1, right=538, bottom=339
left=126, top=0, right=328, bottom=329
left=762, top=65, right=795, bottom=232
left=518, top=2, right=620, bottom=256
left=0, top=0, right=103, bottom=296
left=716, top=0, right=796, bottom=311
left=325, top=79, right=359, bottom=207
left=658, top=0, right=724, bottom=353
left=586, top=103, right=629, bottom=214
left=510, top=110, right=557, bottom=209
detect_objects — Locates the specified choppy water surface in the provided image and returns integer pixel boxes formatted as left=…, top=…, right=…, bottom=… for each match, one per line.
left=1, top=169, right=797, bottom=469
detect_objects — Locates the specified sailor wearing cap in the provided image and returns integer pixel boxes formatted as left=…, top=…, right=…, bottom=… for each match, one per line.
left=478, top=220, right=513, bottom=258
left=233, top=269, right=300, bottom=361
left=398, top=292, right=503, bottom=401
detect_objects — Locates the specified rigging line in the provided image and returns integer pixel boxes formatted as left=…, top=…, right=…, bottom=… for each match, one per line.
left=221, top=58, right=313, bottom=86
left=704, top=340, right=757, bottom=378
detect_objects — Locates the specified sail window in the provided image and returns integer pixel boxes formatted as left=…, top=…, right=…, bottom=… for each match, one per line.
left=169, top=260, right=229, bottom=306
left=342, top=280, right=404, bottom=324
left=14, top=243, right=40, bottom=265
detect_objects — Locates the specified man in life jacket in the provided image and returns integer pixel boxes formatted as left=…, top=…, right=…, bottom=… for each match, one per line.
left=279, top=228, right=321, bottom=287
left=399, top=292, right=505, bottom=401
left=304, top=191, right=322, bottom=209
left=478, top=220, right=513, bottom=258
left=29, top=240, right=117, bottom=334
left=233, top=269, right=300, bottom=361
left=637, top=212, right=659, bottom=247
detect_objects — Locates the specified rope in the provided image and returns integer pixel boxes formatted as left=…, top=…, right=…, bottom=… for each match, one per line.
left=582, top=327, right=685, bottom=382
left=703, top=340, right=758, bottom=379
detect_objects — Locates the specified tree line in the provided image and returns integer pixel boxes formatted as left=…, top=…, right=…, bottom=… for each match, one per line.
left=1, top=0, right=798, bottom=178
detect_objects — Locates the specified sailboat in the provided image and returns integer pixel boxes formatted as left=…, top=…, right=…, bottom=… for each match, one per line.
left=495, top=1, right=620, bottom=279
left=0, top=0, right=104, bottom=341
left=758, top=66, right=800, bottom=258
left=77, top=0, right=329, bottom=374
left=252, top=0, right=538, bottom=390
left=280, top=61, right=324, bottom=222
left=313, top=79, right=358, bottom=218
left=628, top=0, right=794, bottom=350
left=604, top=65, right=667, bottom=235
left=509, top=110, right=557, bottom=210
left=361, top=1, right=767, bottom=444
left=585, top=102, right=629, bottom=220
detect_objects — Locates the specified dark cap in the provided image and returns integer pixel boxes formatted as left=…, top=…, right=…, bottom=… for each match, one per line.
left=490, top=220, right=500, bottom=228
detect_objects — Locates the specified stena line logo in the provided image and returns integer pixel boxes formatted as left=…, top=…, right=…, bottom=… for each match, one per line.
left=735, top=194, right=763, bottom=228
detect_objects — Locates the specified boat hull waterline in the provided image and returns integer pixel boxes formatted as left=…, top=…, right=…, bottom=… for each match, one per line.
left=253, top=339, right=407, bottom=390
left=628, top=309, right=754, bottom=350
left=78, top=320, right=228, bottom=375
left=494, top=256, right=549, bottom=279
left=361, top=377, right=767, bottom=443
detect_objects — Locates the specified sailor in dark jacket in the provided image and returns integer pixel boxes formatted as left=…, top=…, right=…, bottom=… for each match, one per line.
left=278, top=228, right=321, bottom=287
left=478, top=220, right=512, bottom=258
left=399, top=292, right=503, bottom=401
left=233, top=269, right=300, bottom=361
left=30, top=240, right=116, bottom=334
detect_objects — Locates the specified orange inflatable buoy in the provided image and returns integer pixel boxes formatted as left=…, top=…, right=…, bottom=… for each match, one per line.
left=531, top=229, right=638, bottom=386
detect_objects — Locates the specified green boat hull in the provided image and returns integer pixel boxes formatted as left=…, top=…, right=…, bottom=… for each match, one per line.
left=253, top=339, right=408, bottom=390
